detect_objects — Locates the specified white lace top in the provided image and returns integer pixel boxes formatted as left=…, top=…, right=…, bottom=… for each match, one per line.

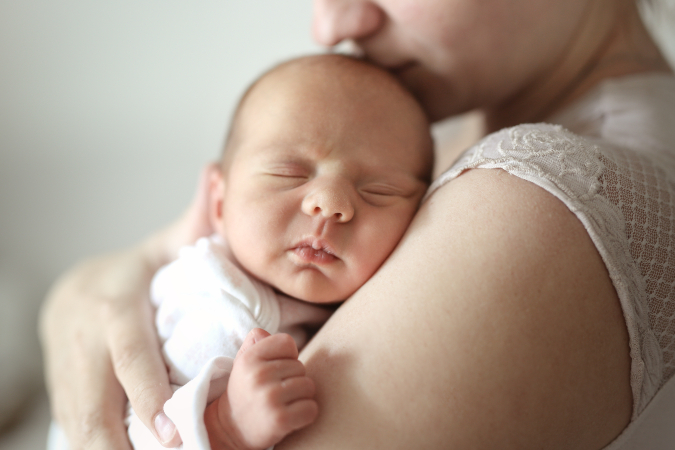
left=426, top=73, right=675, bottom=447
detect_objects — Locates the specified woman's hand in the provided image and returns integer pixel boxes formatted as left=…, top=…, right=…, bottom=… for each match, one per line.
left=39, top=163, right=220, bottom=449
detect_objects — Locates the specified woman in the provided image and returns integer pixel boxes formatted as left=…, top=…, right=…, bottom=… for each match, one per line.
left=40, top=0, right=675, bottom=448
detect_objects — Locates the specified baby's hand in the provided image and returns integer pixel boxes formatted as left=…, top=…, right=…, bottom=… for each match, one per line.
left=204, top=328, right=318, bottom=450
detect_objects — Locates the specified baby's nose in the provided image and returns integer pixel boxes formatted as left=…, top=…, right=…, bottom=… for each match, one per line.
left=301, top=182, right=355, bottom=223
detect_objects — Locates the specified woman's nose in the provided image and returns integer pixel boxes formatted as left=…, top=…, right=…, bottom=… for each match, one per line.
left=312, top=0, right=384, bottom=46
left=301, top=181, right=355, bottom=223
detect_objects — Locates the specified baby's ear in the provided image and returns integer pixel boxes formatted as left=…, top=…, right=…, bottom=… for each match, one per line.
left=208, top=165, right=226, bottom=230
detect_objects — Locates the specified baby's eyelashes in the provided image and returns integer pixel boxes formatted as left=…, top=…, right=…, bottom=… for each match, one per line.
left=361, top=185, right=399, bottom=196
left=259, top=163, right=311, bottom=189
left=359, top=185, right=405, bottom=206
left=266, top=165, right=310, bottom=178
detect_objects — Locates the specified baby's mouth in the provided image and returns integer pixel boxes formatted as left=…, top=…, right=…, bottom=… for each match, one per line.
left=291, top=239, right=339, bottom=265
left=293, top=246, right=337, bottom=264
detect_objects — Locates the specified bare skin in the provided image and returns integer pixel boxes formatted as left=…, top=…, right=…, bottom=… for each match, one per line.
left=39, top=0, right=673, bottom=448
left=278, top=169, right=633, bottom=449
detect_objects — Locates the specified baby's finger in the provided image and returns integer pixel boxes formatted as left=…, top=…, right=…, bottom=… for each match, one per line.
left=104, top=295, right=181, bottom=447
left=237, top=328, right=272, bottom=358
left=278, top=376, right=316, bottom=405
left=265, top=358, right=307, bottom=382
left=283, top=399, right=320, bottom=432
left=250, top=332, right=300, bottom=361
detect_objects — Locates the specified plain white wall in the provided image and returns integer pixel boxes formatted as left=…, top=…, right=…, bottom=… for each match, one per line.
left=0, top=0, right=320, bottom=422
left=0, top=0, right=320, bottom=280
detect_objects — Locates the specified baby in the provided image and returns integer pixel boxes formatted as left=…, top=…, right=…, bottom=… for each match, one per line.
left=72, top=54, right=433, bottom=450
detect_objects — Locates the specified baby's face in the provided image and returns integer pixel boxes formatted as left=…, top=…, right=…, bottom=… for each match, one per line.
left=213, top=59, right=431, bottom=303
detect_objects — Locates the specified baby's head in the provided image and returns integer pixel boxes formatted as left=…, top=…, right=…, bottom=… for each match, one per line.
left=210, top=54, right=433, bottom=303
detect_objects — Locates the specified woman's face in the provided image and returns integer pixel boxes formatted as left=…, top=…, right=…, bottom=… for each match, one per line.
left=312, top=0, right=595, bottom=121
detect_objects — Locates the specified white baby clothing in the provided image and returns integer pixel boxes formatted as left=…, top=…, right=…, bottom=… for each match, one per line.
left=427, top=73, right=675, bottom=449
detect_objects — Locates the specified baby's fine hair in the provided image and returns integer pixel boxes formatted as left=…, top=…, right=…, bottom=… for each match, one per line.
left=219, top=53, right=432, bottom=174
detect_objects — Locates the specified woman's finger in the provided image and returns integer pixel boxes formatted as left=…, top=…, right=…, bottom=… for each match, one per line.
left=41, top=271, right=133, bottom=450
left=71, top=362, right=131, bottom=450
left=100, top=165, right=223, bottom=447
left=104, top=292, right=181, bottom=447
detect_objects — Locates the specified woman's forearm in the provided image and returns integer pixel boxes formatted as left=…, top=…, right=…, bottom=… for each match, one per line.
left=39, top=242, right=181, bottom=449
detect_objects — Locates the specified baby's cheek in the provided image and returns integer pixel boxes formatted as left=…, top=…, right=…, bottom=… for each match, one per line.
left=349, top=224, right=407, bottom=281
left=228, top=208, right=269, bottom=248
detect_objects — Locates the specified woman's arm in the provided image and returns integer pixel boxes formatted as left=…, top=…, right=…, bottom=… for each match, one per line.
left=278, top=168, right=632, bottom=449
left=39, top=163, right=219, bottom=449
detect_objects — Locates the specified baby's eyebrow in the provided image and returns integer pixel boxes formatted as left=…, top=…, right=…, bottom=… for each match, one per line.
left=257, top=153, right=312, bottom=168
left=253, top=141, right=312, bottom=158
left=250, top=146, right=301, bottom=162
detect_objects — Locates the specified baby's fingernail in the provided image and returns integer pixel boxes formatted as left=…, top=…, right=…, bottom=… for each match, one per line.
left=154, top=412, right=176, bottom=443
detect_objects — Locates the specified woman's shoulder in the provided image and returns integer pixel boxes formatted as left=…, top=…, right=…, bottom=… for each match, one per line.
left=282, top=165, right=633, bottom=449
left=427, top=117, right=674, bottom=419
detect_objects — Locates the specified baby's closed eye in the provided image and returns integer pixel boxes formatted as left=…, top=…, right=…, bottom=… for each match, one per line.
left=260, top=163, right=311, bottom=189
left=266, top=162, right=310, bottom=178
left=359, top=184, right=407, bottom=206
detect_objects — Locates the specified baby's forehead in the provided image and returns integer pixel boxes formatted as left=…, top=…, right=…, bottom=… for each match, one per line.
left=249, top=55, right=411, bottom=105
left=224, top=55, right=433, bottom=181
left=233, top=56, right=423, bottom=145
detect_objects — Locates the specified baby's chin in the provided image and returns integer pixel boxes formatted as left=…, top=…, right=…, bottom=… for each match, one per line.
left=272, top=280, right=354, bottom=304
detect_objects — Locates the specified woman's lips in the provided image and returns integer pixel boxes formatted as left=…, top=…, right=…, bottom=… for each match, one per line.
left=388, top=61, right=416, bottom=77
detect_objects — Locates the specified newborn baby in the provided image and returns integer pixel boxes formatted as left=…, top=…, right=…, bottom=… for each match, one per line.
left=50, top=53, right=434, bottom=450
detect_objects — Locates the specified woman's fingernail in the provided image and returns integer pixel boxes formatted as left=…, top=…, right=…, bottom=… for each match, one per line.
left=154, top=412, right=176, bottom=443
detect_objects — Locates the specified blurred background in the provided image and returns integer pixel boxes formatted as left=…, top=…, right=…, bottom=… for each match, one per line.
left=0, top=1, right=673, bottom=448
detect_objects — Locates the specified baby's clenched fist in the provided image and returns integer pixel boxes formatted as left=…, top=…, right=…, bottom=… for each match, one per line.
left=205, top=329, right=318, bottom=450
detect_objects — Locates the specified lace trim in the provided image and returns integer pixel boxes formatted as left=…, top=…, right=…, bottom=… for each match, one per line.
left=426, top=124, right=664, bottom=417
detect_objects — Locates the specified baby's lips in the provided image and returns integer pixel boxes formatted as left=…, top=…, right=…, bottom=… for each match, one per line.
left=292, top=236, right=339, bottom=258
left=292, top=246, right=338, bottom=265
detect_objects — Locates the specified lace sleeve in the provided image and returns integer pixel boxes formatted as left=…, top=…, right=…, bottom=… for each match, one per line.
left=426, top=123, right=674, bottom=417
